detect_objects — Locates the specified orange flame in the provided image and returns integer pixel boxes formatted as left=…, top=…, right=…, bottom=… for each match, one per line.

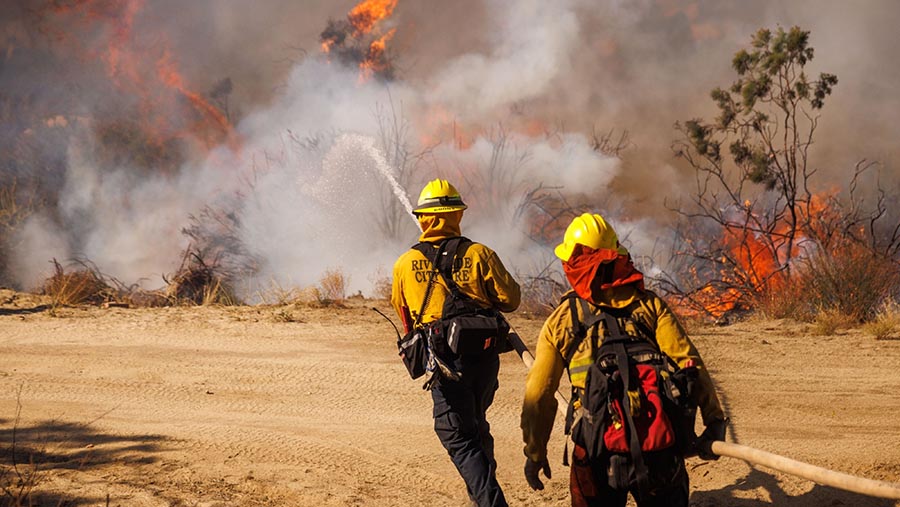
left=37, top=0, right=239, bottom=152
left=156, top=50, right=240, bottom=150
left=678, top=189, right=844, bottom=319
left=358, top=28, right=396, bottom=82
left=349, top=0, right=398, bottom=35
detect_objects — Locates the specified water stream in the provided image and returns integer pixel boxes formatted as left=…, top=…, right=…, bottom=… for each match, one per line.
left=331, top=133, right=417, bottom=224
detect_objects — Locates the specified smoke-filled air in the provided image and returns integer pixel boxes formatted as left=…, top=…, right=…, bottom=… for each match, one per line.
left=2, top=0, right=899, bottom=312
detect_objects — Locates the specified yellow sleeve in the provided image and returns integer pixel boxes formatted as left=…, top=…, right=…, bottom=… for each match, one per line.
left=648, top=294, right=725, bottom=425
left=477, top=248, right=521, bottom=312
left=521, top=308, right=567, bottom=462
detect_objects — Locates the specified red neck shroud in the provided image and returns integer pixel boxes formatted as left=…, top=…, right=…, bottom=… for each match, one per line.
left=562, top=244, right=644, bottom=301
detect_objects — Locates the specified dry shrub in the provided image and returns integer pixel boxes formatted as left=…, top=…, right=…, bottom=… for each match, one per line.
left=371, top=276, right=392, bottom=300
left=862, top=300, right=900, bottom=340
left=271, top=307, right=303, bottom=323
left=368, top=267, right=392, bottom=301
left=318, top=268, right=348, bottom=303
left=518, top=273, right=568, bottom=318
left=752, top=281, right=809, bottom=321
left=255, top=279, right=305, bottom=305
left=1, top=398, right=44, bottom=506
left=42, top=259, right=114, bottom=307
left=795, top=244, right=899, bottom=323
left=0, top=462, right=41, bottom=507
left=165, top=250, right=238, bottom=306
left=812, top=307, right=852, bottom=336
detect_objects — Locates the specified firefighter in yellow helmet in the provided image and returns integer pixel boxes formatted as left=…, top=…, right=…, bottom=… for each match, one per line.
left=520, top=213, right=726, bottom=506
left=391, top=179, right=520, bottom=507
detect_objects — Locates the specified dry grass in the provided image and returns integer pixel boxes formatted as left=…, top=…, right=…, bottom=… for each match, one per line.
left=42, top=259, right=114, bottom=307
left=254, top=278, right=308, bottom=305
left=862, top=300, right=900, bottom=340
left=39, top=259, right=172, bottom=310
left=317, top=268, right=348, bottom=303
left=270, top=307, right=304, bottom=323
left=165, top=250, right=238, bottom=306
left=811, top=307, right=853, bottom=336
left=751, top=282, right=810, bottom=321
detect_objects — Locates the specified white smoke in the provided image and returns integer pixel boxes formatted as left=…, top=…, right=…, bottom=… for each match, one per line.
left=427, top=0, right=580, bottom=117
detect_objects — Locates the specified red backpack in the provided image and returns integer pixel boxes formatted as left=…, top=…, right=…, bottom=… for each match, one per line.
left=563, top=295, right=698, bottom=492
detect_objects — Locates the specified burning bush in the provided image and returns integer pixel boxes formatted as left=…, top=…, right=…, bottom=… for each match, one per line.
left=42, top=259, right=114, bottom=307
left=165, top=249, right=237, bottom=306
left=176, top=205, right=258, bottom=305
left=319, top=0, right=398, bottom=82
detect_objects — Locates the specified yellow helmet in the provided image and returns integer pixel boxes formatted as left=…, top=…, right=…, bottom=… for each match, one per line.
left=413, top=179, right=468, bottom=214
left=554, top=213, right=628, bottom=262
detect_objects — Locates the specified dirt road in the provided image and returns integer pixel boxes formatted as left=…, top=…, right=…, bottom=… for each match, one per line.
left=1, top=292, right=899, bottom=506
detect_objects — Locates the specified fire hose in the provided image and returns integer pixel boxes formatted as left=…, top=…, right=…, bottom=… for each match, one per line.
left=506, top=332, right=900, bottom=500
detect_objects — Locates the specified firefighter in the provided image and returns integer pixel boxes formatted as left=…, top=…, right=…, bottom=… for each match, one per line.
left=391, top=179, right=521, bottom=507
left=520, top=213, right=727, bottom=507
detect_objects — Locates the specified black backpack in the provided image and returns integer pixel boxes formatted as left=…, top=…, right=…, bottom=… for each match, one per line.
left=413, top=237, right=509, bottom=356
left=563, top=294, right=698, bottom=494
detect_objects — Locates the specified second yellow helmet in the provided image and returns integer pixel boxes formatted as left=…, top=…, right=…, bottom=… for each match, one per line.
left=554, top=213, right=628, bottom=262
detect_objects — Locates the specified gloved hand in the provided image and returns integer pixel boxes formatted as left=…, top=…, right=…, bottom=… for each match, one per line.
left=696, top=417, right=728, bottom=460
left=496, top=332, right=517, bottom=354
left=524, top=457, right=552, bottom=490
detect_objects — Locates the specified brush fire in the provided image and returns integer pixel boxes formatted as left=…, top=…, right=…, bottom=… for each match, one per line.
left=3, top=1, right=900, bottom=505
left=1, top=0, right=899, bottom=318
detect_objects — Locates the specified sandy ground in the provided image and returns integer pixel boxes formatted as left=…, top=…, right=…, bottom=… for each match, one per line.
left=1, top=289, right=899, bottom=507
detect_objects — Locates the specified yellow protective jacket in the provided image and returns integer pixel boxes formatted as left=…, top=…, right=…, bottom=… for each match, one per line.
left=521, top=285, right=725, bottom=462
left=391, top=218, right=520, bottom=329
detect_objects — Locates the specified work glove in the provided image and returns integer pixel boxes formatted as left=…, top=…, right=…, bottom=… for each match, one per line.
left=496, top=332, right=517, bottom=354
left=524, top=457, right=552, bottom=490
left=695, top=417, right=728, bottom=461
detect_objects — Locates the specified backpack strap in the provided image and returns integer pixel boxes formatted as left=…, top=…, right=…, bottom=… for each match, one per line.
left=409, top=240, right=451, bottom=329
left=415, top=237, right=473, bottom=300
left=611, top=337, right=651, bottom=498
left=562, top=295, right=637, bottom=365
left=561, top=295, right=609, bottom=459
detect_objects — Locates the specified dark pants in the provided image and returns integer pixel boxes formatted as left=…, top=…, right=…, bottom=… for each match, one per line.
left=570, top=444, right=689, bottom=507
left=431, top=354, right=507, bottom=507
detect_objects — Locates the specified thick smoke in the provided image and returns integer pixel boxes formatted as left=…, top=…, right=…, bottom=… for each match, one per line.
left=426, top=0, right=580, bottom=118
left=1, top=0, right=897, bottom=298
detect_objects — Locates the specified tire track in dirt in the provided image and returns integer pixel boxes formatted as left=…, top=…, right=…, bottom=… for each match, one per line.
left=3, top=304, right=899, bottom=506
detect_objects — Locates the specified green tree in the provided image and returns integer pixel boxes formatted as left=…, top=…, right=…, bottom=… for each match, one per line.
left=667, top=26, right=840, bottom=316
